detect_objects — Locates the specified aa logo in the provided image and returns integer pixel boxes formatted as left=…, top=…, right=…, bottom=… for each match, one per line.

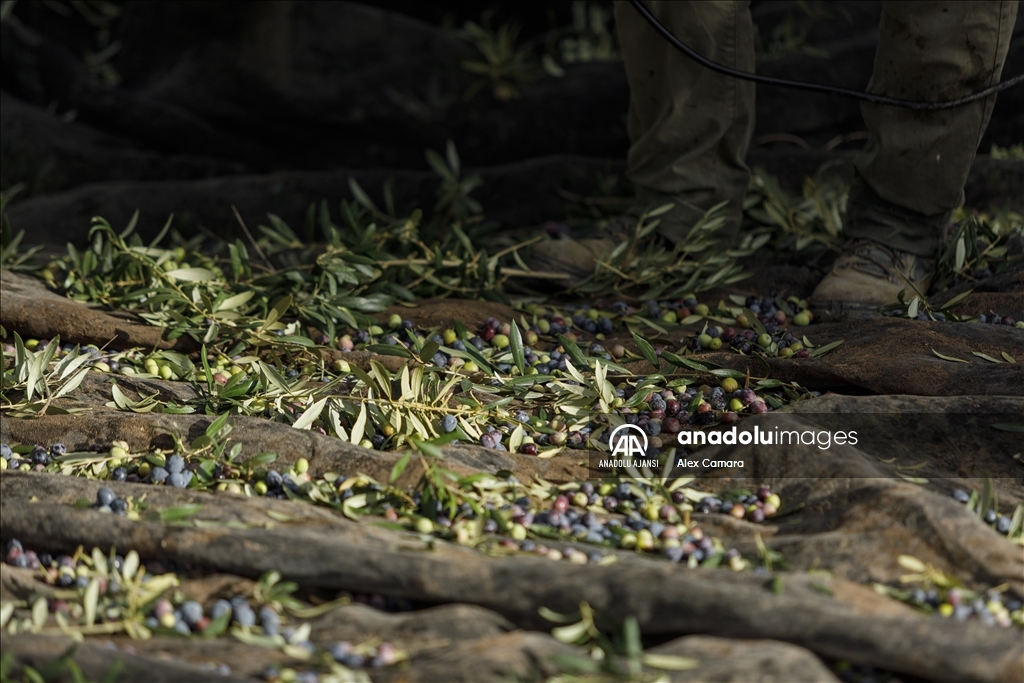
left=609, top=424, right=649, bottom=459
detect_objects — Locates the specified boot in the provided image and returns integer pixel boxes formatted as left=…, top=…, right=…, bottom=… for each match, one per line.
left=811, top=239, right=935, bottom=319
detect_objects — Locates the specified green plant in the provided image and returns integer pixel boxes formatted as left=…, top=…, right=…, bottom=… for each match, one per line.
left=253, top=571, right=304, bottom=612
left=753, top=1, right=849, bottom=64
left=932, top=209, right=1024, bottom=292
left=459, top=12, right=544, bottom=101
left=570, top=201, right=753, bottom=298
left=541, top=602, right=698, bottom=681
left=546, top=1, right=619, bottom=67
left=0, top=650, right=123, bottom=683
left=40, top=142, right=532, bottom=351
left=0, top=334, right=93, bottom=417
left=745, top=165, right=847, bottom=252
left=29, top=0, right=124, bottom=86
left=1, top=184, right=42, bottom=272
left=989, top=143, right=1024, bottom=160
left=425, top=141, right=483, bottom=227
left=0, top=547, right=178, bottom=640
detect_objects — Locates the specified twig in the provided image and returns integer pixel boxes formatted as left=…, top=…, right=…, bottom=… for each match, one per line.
left=375, top=258, right=570, bottom=279
left=501, top=268, right=571, bottom=280
left=490, top=235, right=544, bottom=259
left=232, top=205, right=273, bottom=270
left=822, top=131, right=869, bottom=152
left=752, top=133, right=811, bottom=150
left=194, top=222, right=223, bottom=245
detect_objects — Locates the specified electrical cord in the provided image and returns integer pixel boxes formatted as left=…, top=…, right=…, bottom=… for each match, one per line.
left=629, top=0, right=1023, bottom=110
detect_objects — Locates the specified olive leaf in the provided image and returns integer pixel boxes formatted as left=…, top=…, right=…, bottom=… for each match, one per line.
left=932, top=348, right=969, bottom=363
left=808, top=339, right=844, bottom=357
left=366, top=344, right=413, bottom=359
left=349, top=403, right=368, bottom=444
left=1, top=602, right=17, bottom=629
left=662, top=353, right=708, bottom=372
left=157, top=504, right=203, bottom=521
left=938, top=288, right=972, bottom=311
left=84, top=578, right=100, bottom=626
left=53, top=366, right=91, bottom=399
left=552, top=619, right=591, bottom=644
left=411, top=436, right=444, bottom=459
left=121, top=550, right=140, bottom=582
left=390, top=452, right=413, bottom=482
left=954, top=236, right=966, bottom=272
left=348, top=177, right=380, bottom=215
left=1008, top=504, right=1024, bottom=540
left=619, top=614, right=642, bottom=676
left=31, top=597, right=47, bottom=631
left=419, top=340, right=440, bottom=364
left=215, top=290, right=255, bottom=312
left=901, top=555, right=927, bottom=572
left=557, top=334, right=589, bottom=368
left=742, top=308, right=768, bottom=336
left=642, top=654, right=700, bottom=671
left=630, top=329, right=659, bottom=367
left=509, top=424, right=525, bottom=452
left=510, top=321, right=525, bottom=375
left=91, top=548, right=108, bottom=578
left=977, top=477, right=994, bottom=521
left=202, top=611, right=232, bottom=639
left=164, top=267, right=218, bottom=282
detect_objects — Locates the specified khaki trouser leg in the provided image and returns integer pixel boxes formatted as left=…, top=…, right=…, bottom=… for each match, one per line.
left=614, top=0, right=755, bottom=241
left=848, top=0, right=1018, bottom=257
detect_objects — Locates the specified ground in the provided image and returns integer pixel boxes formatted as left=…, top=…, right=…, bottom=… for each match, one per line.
left=1, top=2, right=1023, bottom=682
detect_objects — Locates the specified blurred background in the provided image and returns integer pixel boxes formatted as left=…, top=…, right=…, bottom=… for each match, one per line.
left=2, top=0, right=1022, bottom=245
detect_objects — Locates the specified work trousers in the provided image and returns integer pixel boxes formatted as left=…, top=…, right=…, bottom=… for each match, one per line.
left=614, top=0, right=1018, bottom=256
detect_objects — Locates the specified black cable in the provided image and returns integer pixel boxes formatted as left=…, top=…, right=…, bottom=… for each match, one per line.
left=629, top=0, right=1023, bottom=110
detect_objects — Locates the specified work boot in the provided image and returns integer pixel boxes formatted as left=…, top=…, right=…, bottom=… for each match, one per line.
left=530, top=191, right=737, bottom=288
left=811, top=239, right=935, bottom=319
left=530, top=211, right=661, bottom=288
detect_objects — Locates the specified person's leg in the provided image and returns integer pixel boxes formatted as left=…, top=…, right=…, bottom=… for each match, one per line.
left=813, top=0, right=1017, bottom=310
left=531, top=0, right=754, bottom=285
left=850, top=0, right=1018, bottom=255
left=615, top=0, right=756, bottom=239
